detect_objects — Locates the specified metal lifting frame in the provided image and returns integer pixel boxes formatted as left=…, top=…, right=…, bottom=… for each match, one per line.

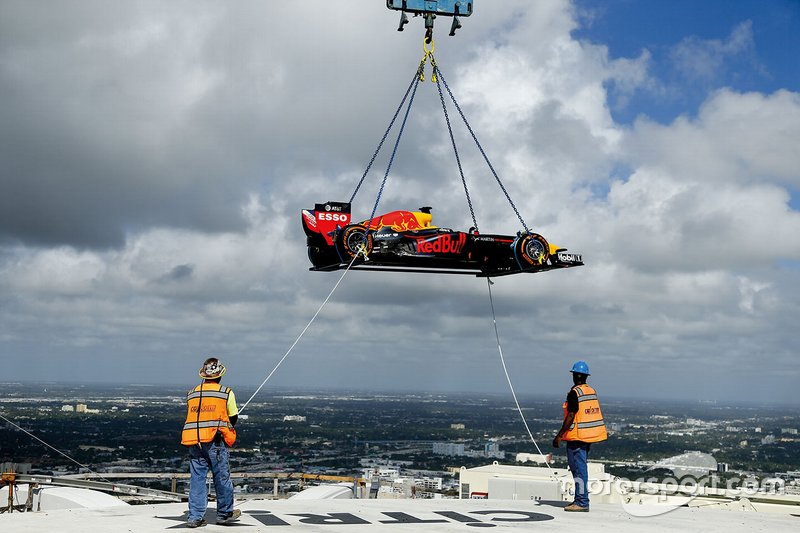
left=388, top=0, right=473, bottom=39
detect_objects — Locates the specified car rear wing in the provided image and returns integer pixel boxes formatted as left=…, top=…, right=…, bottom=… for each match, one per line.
left=301, top=201, right=351, bottom=246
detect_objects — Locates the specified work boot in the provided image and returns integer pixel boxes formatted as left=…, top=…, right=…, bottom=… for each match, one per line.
left=564, top=503, right=589, bottom=512
left=186, top=518, right=207, bottom=528
left=217, top=509, right=242, bottom=525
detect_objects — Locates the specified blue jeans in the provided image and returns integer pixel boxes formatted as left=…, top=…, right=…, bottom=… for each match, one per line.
left=188, top=441, right=234, bottom=521
left=566, top=441, right=591, bottom=508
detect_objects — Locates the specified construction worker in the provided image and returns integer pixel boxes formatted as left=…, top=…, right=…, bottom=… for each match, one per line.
left=553, top=361, right=607, bottom=512
left=181, top=357, right=241, bottom=527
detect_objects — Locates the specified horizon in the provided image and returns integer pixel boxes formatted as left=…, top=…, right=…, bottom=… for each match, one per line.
left=2, top=380, right=795, bottom=409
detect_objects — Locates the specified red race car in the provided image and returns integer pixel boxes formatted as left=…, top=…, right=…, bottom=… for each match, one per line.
left=302, top=202, right=583, bottom=277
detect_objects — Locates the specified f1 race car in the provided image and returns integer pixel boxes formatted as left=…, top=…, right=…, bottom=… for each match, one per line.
left=301, top=201, right=583, bottom=277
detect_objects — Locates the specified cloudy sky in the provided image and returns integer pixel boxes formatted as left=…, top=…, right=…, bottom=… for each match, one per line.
left=1, top=0, right=798, bottom=404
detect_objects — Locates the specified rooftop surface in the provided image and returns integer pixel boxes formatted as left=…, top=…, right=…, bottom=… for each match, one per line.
left=2, top=498, right=797, bottom=532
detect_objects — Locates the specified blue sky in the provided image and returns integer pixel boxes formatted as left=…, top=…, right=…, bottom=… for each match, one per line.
left=574, top=0, right=799, bottom=123
left=575, top=0, right=800, bottom=211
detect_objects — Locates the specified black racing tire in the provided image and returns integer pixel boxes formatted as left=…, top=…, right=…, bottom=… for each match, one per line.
left=335, top=224, right=373, bottom=259
left=517, top=233, right=550, bottom=266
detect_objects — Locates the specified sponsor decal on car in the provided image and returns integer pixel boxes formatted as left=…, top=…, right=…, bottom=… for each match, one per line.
left=302, top=210, right=317, bottom=229
left=360, top=210, right=435, bottom=232
left=556, top=251, right=582, bottom=263
left=316, top=212, right=349, bottom=222
left=413, top=233, right=467, bottom=255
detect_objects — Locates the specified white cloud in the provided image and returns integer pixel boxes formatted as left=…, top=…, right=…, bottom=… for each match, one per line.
left=670, top=20, right=760, bottom=84
left=0, top=1, right=798, bottom=401
left=628, top=89, right=800, bottom=186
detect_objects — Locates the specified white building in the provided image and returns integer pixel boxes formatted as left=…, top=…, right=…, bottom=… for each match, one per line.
left=283, top=415, right=306, bottom=422
left=61, top=405, right=74, bottom=412
left=516, top=453, right=552, bottom=464
left=415, top=477, right=443, bottom=491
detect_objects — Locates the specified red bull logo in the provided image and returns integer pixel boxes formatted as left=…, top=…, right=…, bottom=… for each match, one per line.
left=414, top=233, right=466, bottom=255
left=363, top=210, right=430, bottom=232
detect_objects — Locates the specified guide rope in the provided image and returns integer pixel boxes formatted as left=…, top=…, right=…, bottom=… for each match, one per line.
left=0, top=411, right=152, bottom=504
left=485, top=279, right=556, bottom=476
left=238, top=249, right=366, bottom=414
left=0, top=412, right=95, bottom=473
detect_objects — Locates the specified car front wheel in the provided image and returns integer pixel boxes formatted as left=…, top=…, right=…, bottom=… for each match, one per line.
left=516, top=233, right=550, bottom=266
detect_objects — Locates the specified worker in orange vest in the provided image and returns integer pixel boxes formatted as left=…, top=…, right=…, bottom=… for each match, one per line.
left=181, top=357, right=241, bottom=528
left=553, top=361, right=607, bottom=512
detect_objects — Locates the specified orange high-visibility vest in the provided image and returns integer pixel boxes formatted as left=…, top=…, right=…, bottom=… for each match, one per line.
left=181, top=383, right=236, bottom=447
left=562, top=384, right=607, bottom=443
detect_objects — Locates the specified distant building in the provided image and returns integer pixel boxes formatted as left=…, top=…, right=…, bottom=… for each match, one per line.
left=79, top=445, right=117, bottom=452
left=484, top=442, right=504, bottom=459
left=761, top=435, right=776, bottom=445
left=283, top=415, right=306, bottom=422
left=61, top=405, right=74, bottom=412
left=754, top=427, right=762, bottom=433
left=76, top=404, right=87, bottom=413
left=781, top=428, right=797, bottom=435
left=450, top=423, right=465, bottom=430
left=1, top=462, right=31, bottom=474
left=363, top=467, right=401, bottom=480
left=432, top=442, right=465, bottom=456
left=416, top=477, right=443, bottom=491
left=516, top=453, right=552, bottom=464
left=717, top=463, right=729, bottom=473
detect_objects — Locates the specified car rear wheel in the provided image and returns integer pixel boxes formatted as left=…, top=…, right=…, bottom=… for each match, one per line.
left=517, top=233, right=549, bottom=266
left=335, top=224, right=373, bottom=259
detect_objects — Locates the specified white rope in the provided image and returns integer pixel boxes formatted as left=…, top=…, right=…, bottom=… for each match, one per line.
left=0, top=411, right=153, bottom=504
left=3, top=248, right=356, bottom=505
left=0, top=412, right=97, bottom=472
left=485, top=278, right=556, bottom=476
left=238, top=252, right=362, bottom=414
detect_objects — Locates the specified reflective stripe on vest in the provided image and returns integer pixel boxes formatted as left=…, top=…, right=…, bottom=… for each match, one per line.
left=562, top=384, right=608, bottom=443
left=181, top=383, right=231, bottom=446
left=187, top=390, right=229, bottom=400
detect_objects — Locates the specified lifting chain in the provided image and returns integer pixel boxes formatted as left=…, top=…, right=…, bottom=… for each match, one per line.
left=352, top=36, right=530, bottom=242
left=433, top=61, right=531, bottom=234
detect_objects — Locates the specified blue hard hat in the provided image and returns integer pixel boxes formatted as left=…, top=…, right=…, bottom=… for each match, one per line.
left=570, top=361, right=590, bottom=375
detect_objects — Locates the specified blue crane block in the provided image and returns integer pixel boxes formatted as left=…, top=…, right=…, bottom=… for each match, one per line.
left=387, top=0, right=473, bottom=36
left=386, top=0, right=473, bottom=17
